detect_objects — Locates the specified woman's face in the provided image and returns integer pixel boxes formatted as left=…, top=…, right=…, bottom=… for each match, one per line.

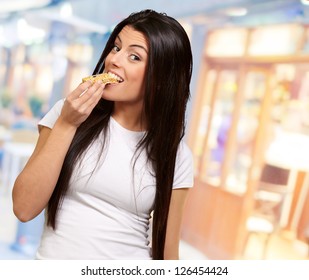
left=102, top=25, right=148, bottom=106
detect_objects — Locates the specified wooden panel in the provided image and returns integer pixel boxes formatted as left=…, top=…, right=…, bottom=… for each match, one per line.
left=287, top=171, right=306, bottom=230
left=297, top=174, right=309, bottom=241
left=181, top=179, right=245, bottom=259
left=181, top=179, right=215, bottom=254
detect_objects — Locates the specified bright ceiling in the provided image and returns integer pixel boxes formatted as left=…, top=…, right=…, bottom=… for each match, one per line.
left=0, top=0, right=309, bottom=48
left=1, top=0, right=309, bottom=33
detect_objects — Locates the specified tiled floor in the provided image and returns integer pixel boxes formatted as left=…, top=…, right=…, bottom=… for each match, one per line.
left=243, top=230, right=309, bottom=260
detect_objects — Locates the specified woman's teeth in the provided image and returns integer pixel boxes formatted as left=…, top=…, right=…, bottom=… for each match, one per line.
left=108, top=72, right=123, bottom=82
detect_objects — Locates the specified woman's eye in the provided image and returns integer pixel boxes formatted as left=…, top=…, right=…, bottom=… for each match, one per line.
left=130, top=54, right=140, bottom=61
left=112, top=45, right=120, bottom=52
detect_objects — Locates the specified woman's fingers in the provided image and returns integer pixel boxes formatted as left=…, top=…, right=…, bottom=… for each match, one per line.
left=78, top=81, right=104, bottom=103
left=78, top=82, right=105, bottom=112
left=70, top=81, right=93, bottom=99
left=61, top=81, right=105, bottom=127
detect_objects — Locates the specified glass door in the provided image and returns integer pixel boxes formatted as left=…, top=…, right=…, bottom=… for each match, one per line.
left=226, top=68, right=270, bottom=193
left=201, top=68, right=238, bottom=186
left=193, top=64, right=271, bottom=194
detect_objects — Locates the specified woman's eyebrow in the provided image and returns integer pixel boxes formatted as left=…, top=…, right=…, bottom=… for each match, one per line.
left=116, top=35, right=148, bottom=54
left=129, top=44, right=148, bottom=54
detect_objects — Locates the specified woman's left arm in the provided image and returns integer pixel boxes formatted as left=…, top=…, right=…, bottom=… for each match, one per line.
left=164, top=188, right=190, bottom=260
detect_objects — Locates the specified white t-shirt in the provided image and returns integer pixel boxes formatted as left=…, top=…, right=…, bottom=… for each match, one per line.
left=36, top=99, right=194, bottom=259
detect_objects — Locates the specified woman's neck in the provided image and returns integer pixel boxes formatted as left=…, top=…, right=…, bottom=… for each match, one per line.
left=112, top=102, right=146, bottom=132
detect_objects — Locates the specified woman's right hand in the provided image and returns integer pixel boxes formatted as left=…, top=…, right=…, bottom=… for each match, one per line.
left=59, top=81, right=105, bottom=128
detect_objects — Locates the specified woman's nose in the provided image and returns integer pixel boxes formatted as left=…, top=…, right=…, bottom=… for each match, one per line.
left=109, top=51, right=123, bottom=67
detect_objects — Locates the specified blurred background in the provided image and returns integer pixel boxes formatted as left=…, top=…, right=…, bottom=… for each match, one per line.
left=1, top=0, right=309, bottom=260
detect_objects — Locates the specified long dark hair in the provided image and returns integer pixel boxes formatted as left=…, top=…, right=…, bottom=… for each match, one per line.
left=47, top=9, right=192, bottom=259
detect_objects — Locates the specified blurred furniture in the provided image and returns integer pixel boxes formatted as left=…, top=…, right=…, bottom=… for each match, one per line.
left=0, top=125, right=12, bottom=142
left=245, top=164, right=291, bottom=259
left=1, top=129, right=37, bottom=195
left=2, top=142, right=35, bottom=194
left=305, top=224, right=309, bottom=257
left=0, top=125, right=12, bottom=169
left=265, top=131, right=309, bottom=245
left=10, top=129, right=38, bottom=143
left=1, top=129, right=44, bottom=259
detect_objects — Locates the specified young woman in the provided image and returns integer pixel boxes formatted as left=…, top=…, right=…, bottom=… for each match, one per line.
left=12, top=9, right=193, bottom=260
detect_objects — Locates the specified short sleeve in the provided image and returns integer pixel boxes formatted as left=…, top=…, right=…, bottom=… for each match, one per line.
left=38, top=99, right=65, bottom=130
left=173, top=141, right=194, bottom=189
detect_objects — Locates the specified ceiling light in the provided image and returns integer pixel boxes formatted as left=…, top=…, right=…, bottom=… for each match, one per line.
left=300, top=0, right=309, bottom=6
left=60, top=2, right=73, bottom=18
left=224, top=7, right=248, bottom=17
left=17, top=18, right=46, bottom=44
left=0, top=0, right=51, bottom=14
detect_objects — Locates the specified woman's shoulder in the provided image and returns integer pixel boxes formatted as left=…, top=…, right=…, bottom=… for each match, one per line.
left=173, top=140, right=194, bottom=188
left=177, top=140, right=193, bottom=160
left=175, top=139, right=193, bottom=172
left=38, top=99, right=65, bottom=129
